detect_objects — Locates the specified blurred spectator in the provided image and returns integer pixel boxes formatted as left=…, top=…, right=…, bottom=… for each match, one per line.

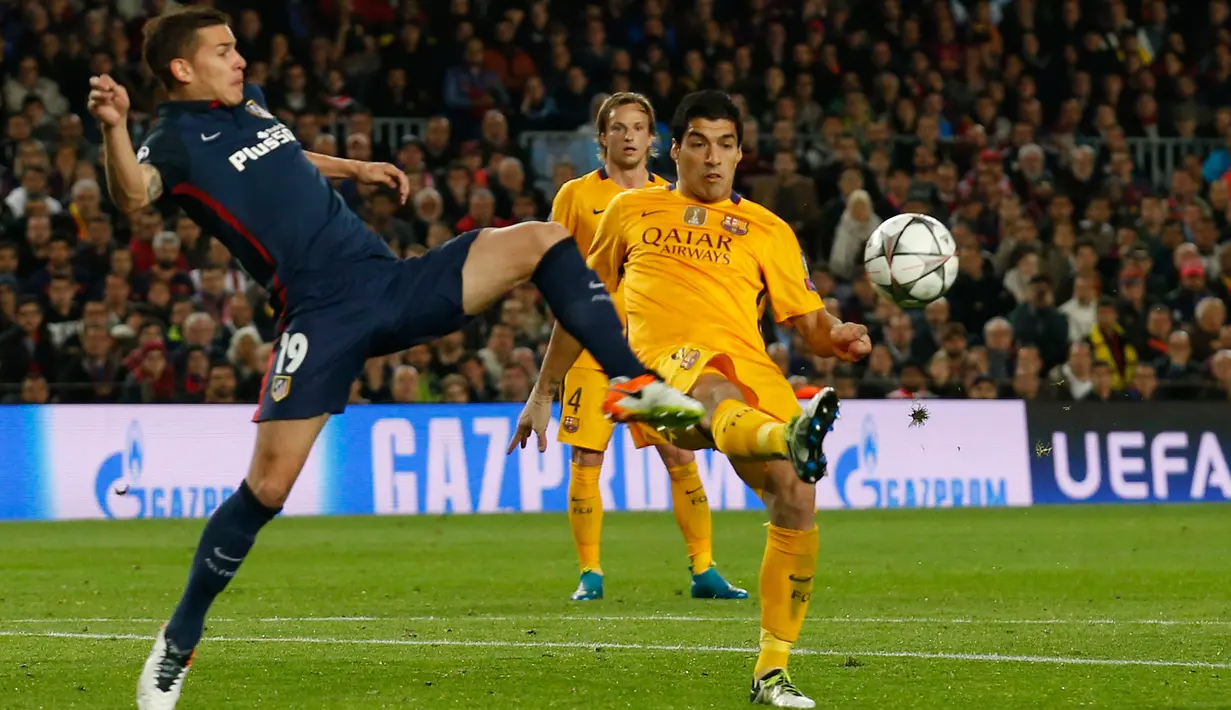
left=120, top=340, right=175, bottom=404
left=830, top=190, right=880, bottom=280
left=1090, top=296, right=1138, bottom=392
left=0, top=296, right=58, bottom=385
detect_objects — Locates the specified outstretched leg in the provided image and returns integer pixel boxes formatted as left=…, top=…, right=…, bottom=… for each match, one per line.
left=137, top=415, right=328, bottom=709
left=460, top=222, right=645, bottom=379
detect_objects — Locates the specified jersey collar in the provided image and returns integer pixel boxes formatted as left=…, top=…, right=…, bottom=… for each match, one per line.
left=157, top=98, right=233, bottom=117
left=666, top=182, right=743, bottom=204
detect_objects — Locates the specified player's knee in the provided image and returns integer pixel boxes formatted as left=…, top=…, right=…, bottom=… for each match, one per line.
left=246, top=451, right=298, bottom=508
left=762, top=466, right=817, bottom=528
left=656, top=444, right=695, bottom=469
left=572, top=447, right=605, bottom=467
left=532, top=220, right=572, bottom=251
left=696, top=376, right=745, bottom=413
left=506, top=221, right=571, bottom=281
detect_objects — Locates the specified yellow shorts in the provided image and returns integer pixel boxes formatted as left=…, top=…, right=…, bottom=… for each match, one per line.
left=557, top=366, right=615, bottom=452
left=630, top=344, right=803, bottom=451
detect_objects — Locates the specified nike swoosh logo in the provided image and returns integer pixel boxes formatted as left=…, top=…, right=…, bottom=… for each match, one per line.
left=201, top=132, right=221, bottom=141
left=685, top=487, right=704, bottom=496
left=788, top=574, right=813, bottom=583
left=214, top=547, right=244, bottom=563
left=592, top=209, right=606, bottom=214
left=589, top=281, right=605, bottom=289
left=641, top=210, right=666, bottom=217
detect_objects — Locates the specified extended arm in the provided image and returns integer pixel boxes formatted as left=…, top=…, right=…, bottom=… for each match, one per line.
left=788, top=308, right=870, bottom=361
left=102, top=125, right=163, bottom=213
left=307, top=152, right=409, bottom=202
left=530, top=322, right=583, bottom=401
left=304, top=151, right=362, bottom=179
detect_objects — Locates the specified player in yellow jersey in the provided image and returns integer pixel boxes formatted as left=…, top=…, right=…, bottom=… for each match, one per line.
left=542, top=92, right=746, bottom=603
left=512, top=91, right=871, bottom=708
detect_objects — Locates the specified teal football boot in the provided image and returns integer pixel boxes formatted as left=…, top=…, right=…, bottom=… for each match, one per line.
left=570, top=569, right=604, bottom=601
left=690, top=565, right=749, bottom=599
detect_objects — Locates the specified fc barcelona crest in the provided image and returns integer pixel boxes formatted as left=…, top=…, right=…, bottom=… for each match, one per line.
left=245, top=100, right=274, bottom=120
left=271, top=375, right=291, bottom=402
left=721, top=215, right=749, bottom=235
left=683, top=205, right=708, bottom=226
left=562, top=416, right=580, bottom=433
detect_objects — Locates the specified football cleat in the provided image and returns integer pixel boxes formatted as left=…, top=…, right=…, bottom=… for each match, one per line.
left=784, top=387, right=840, bottom=484
left=570, top=569, right=604, bottom=601
left=136, top=625, right=193, bottom=710
left=603, top=373, right=704, bottom=428
left=750, top=669, right=816, bottom=708
left=690, top=566, right=749, bottom=599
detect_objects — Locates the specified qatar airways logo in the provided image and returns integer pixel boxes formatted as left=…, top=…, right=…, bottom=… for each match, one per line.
left=228, top=124, right=296, bottom=172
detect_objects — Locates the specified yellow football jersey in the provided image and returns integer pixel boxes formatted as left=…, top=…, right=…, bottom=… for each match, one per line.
left=551, top=167, right=664, bottom=371
left=587, top=185, right=824, bottom=367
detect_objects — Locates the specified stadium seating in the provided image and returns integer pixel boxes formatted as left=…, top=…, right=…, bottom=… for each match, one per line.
left=0, top=0, right=1228, bottom=405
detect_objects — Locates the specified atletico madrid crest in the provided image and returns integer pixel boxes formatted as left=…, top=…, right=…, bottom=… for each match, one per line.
left=721, top=215, right=749, bottom=235
left=271, top=376, right=291, bottom=402
left=245, top=100, right=274, bottom=120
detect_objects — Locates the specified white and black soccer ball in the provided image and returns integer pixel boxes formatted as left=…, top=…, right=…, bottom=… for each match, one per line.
left=863, top=213, right=958, bottom=308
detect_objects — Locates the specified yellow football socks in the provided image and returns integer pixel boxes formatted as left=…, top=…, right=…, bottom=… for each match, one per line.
left=710, top=400, right=789, bottom=460
left=754, top=524, right=819, bottom=678
left=667, top=462, right=713, bottom=571
left=568, top=462, right=603, bottom=573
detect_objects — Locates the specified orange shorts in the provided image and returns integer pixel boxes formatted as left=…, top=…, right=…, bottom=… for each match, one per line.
left=630, top=344, right=802, bottom=454
left=556, top=366, right=615, bottom=452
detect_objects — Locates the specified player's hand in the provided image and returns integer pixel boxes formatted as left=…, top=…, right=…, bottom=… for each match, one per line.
left=507, top=391, right=553, bottom=454
left=830, top=322, right=872, bottom=362
left=87, top=74, right=131, bottom=128
left=356, top=162, right=410, bottom=204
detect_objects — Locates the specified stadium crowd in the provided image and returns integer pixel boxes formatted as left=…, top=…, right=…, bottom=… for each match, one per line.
left=1, top=0, right=1230, bottom=406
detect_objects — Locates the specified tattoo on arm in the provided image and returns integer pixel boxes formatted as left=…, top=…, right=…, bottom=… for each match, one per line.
left=143, top=165, right=164, bottom=203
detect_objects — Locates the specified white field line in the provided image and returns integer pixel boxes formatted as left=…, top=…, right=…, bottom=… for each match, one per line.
left=2, top=614, right=1230, bottom=626
left=1, top=629, right=1228, bottom=670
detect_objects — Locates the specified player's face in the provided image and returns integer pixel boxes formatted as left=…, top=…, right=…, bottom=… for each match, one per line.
left=603, top=104, right=653, bottom=171
left=183, top=24, right=247, bottom=105
left=671, top=118, right=740, bottom=203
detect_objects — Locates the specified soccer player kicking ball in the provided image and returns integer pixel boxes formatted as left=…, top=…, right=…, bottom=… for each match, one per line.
left=512, top=90, right=872, bottom=708
left=93, top=8, right=703, bottom=709
left=522, top=91, right=745, bottom=602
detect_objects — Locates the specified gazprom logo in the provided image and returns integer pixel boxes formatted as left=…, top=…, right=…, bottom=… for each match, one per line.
left=833, top=416, right=878, bottom=508
left=831, top=415, right=1006, bottom=508
left=92, top=420, right=234, bottom=519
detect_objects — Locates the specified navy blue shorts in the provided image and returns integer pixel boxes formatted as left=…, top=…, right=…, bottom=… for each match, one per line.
left=254, top=230, right=480, bottom=422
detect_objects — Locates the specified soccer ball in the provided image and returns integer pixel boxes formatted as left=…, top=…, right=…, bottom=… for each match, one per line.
left=863, top=213, right=958, bottom=308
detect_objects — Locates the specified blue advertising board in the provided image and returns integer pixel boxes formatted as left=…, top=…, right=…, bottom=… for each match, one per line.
left=0, top=400, right=1034, bottom=522
left=1026, top=403, right=1231, bottom=504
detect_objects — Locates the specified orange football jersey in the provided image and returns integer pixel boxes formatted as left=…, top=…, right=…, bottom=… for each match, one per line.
left=587, top=185, right=824, bottom=366
left=551, top=167, right=664, bottom=371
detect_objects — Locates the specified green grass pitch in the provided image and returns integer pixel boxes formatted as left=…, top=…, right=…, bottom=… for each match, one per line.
left=1, top=505, right=1229, bottom=708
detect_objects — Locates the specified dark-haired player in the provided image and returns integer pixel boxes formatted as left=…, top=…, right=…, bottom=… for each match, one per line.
left=542, top=90, right=746, bottom=602
left=512, top=91, right=872, bottom=707
left=92, top=8, right=703, bottom=709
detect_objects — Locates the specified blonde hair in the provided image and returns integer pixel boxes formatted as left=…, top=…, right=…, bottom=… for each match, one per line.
left=595, top=92, right=659, bottom=161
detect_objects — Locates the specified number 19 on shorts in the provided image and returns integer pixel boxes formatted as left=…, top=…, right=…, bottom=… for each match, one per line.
left=269, top=332, right=308, bottom=403
left=275, top=332, right=309, bottom=374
